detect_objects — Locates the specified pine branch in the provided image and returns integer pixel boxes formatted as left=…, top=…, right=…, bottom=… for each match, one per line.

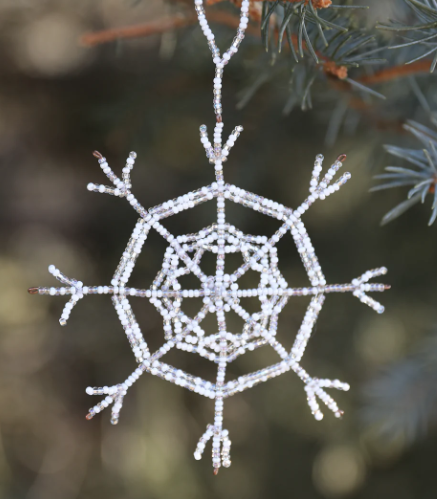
left=372, top=120, right=437, bottom=225
left=377, top=0, right=437, bottom=73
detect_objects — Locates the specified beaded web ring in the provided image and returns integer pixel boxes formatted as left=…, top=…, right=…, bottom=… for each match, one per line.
left=29, top=0, right=390, bottom=474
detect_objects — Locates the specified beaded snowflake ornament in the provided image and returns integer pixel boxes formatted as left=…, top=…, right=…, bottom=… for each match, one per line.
left=29, top=0, right=390, bottom=474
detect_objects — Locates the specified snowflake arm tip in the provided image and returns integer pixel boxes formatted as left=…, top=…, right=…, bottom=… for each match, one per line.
left=85, top=383, right=127, bottom=425
left=87, top=151, right=147, bottom=217
left=194, top=425, right=231, bottom=473
left=305, top=378, right=350, bottom=421
left=29, top=265, right=87, bottom=326
left=351, top=266, right=390, bottom=314
left=296, top=153, right=351, bottom=216
left=200, top=123, right=244, bottom=163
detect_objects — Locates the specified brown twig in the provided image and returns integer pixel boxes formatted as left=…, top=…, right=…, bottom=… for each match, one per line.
left=357, top=61, right=431, bottom=85
left=80, top=11, right=259, bottom=47
left=80, top=14, right=197, bottom=46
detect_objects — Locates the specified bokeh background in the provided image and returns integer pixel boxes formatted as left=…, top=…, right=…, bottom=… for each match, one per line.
left=1, top=0, right=437, bottom=498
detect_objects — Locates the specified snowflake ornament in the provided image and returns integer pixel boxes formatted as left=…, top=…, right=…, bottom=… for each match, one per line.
left=29, top=0, right=390, bottom=474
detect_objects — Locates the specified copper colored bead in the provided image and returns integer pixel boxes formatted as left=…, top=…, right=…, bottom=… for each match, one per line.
left=28, top=287, right=39, bottom=295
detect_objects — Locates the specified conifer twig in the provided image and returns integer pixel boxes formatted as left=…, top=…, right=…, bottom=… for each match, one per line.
left=80, top=10, right=259, bottom=47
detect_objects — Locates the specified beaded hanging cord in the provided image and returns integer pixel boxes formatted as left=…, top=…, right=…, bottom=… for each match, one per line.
left=29, top=0, right=390, bottom=475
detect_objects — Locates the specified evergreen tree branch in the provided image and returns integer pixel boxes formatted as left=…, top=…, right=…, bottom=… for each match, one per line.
left=372, top=120, right=437, bottom=225
left=377, top=0, right=437, bottom=73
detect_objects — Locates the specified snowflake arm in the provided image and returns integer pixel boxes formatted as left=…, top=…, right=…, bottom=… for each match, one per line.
left=296, top=153, right=351, bottom=216
left=86, top=151, right=148, bottom=218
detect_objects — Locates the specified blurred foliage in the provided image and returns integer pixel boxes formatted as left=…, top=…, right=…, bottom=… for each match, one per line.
left=363, top=328, right=437, bottom=442
left=1, top=0, right=437, bottom=498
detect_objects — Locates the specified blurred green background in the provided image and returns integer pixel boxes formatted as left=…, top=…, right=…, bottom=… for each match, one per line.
left=1, top=1, right=437, bottom=498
